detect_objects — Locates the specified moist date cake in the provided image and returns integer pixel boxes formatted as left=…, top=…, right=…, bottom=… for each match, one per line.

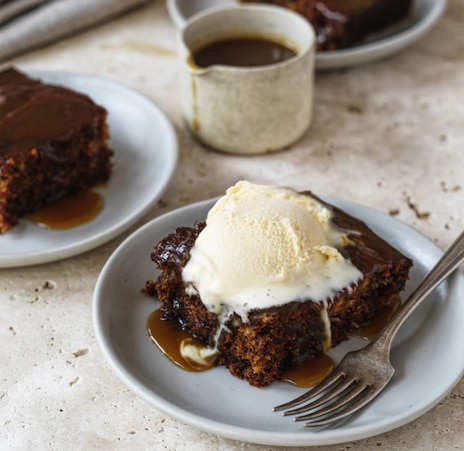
left=241, top=0, right=413, bottom=51
left=0, top=67, right=113, bottom=233
left=145, top=182, right=413, bottom=387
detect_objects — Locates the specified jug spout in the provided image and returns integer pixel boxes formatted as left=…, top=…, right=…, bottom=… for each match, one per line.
left=186, top=54, right=212, bottom=76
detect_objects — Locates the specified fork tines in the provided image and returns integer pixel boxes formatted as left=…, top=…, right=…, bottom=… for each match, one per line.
left=275, top=374, right=374, bottom=427
left=274, top=368, right=348, bottom=411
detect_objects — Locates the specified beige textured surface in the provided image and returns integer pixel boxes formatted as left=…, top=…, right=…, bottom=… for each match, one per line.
left=1, top=1, right=464, bottom=450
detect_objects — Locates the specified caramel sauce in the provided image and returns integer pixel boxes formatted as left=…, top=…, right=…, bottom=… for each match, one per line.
left=146, top=294, right=402, bottom=387
left=190, top=75, right=200, bottom=133
left=281, top=296, right=400, bottom=387
left=355, top=295, right=401, bottom=340
left=192, top=36, right=297, bottom=68
left=147, top=309, right=214, bottom=372
left=27, top=190, right=103, bottom=230
left=282, top=354, right=335, bottom=388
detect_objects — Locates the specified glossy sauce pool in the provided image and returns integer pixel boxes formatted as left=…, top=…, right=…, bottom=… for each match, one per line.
left=147, top=295, right=401, bottom=387
left=147, top=309, right=215, bottom=372
left=26, top=190, right=104, bottom=229
left=355, top=295, right=401, bottom=340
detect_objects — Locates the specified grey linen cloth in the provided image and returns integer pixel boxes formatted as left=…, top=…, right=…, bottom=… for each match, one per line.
left=0, top=0, right=50, bottom=25
left=0, top=0, right=152, bottom=62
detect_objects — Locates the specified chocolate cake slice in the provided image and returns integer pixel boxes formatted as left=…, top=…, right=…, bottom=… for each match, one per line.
left=0, top=67, right=113, bottom=233
left=241, top=0, right=413, bottom=51
left=145, top=184, right=413, bottom=387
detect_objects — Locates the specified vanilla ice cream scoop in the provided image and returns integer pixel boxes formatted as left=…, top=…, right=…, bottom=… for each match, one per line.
left=182, top=181, right=362, bottom=321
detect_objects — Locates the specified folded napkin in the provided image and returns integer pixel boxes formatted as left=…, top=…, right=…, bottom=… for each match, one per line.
left=0, top=0, right=152, bottom=62
left=0, top=0, right=49, bottom=26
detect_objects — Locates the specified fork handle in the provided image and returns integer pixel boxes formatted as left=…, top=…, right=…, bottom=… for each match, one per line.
left=371, top=230, right=464, bottom=355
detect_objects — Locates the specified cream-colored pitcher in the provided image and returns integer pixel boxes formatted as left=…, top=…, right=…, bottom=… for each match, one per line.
left=179, top=4, right=315, bottom=155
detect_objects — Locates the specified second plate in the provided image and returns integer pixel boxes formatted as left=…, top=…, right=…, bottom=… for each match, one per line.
left=0, top=70, right=178, bottom=268
left=166, top=0, right=447, bottom=70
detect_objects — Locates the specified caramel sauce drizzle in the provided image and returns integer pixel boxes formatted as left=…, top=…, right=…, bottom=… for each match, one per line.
left=147, top=309, right=214, bottom=372
left=26, top=190, right=103, bottom=230
left=355, top=295, right=401, bottom=340
left=147, top=295, right=401, bottom=387
left=282, top=354, right=335, bottom=388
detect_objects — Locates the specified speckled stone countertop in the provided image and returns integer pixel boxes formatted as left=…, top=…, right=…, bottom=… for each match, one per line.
left=1, top=1, right=463, bottom=450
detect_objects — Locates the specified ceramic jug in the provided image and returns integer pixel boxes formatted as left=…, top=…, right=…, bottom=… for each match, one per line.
left=179, top=4, right=315, bottom=155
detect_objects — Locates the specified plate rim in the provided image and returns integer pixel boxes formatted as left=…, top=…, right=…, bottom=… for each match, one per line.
left=0, top=69, right=178, bottom=268
left=93, top=195, right=464, bottom=446
left=165, top=0, right=447, bottom=70
left=316, top=0, right=447, bottom=70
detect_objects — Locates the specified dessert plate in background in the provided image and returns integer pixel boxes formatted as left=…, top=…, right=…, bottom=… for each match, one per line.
left=166, top=0, right=447, bottom=70
left=93, top=196, right=464, bottom=446
left=0, top=71, right=178, bottom=268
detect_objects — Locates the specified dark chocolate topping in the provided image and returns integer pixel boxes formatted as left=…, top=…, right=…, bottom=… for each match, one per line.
left=320, top=0, right=378, bottom=16
left=241, top=0, right=412, bottom=51
left=309, top=192, right=411, bottom=275
left=0, top=68, right=104, bottom=157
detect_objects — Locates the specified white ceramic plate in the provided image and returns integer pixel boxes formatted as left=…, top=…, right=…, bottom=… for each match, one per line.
left=166, top=0, right=447, bottom=70
left=93, top=197, right=464, bottom=446
left=0, top=71, right=178, bottom=268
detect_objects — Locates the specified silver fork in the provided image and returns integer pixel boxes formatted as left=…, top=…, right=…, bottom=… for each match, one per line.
left=274, top=230, right=464, bottom=428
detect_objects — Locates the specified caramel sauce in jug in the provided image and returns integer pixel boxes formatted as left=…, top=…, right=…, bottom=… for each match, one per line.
left=192, top=36, right=297, bottom=68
